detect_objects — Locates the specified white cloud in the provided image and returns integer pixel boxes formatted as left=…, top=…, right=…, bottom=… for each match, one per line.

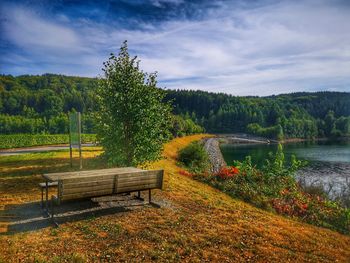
left=3, top=8, right=80, bottom=51
left=1, top=0, right=350, bottom=95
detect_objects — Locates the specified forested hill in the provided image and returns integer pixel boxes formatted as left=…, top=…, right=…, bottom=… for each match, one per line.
left=0, top=74, right=349, bottom=139
left=166, top=90, right=350, bottom=139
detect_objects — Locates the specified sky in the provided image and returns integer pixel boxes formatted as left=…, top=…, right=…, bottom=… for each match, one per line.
left=0, top=0, right=350, bottom=96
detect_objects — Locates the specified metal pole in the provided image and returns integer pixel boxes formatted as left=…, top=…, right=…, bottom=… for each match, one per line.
left=78, top=112, right=83, bottom=170
left=45, top=181, right=49, bottom=213
left=69, top=114, right=73, bottom=168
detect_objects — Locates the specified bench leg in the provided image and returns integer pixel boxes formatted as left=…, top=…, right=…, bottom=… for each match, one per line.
left=41, top=188, right=44, bottom=208
left=45, top=181, right=49, bottom=213
left=50, top=196, right=58, bottom=227
left=135, top=191, right=144, bottom=201
left=50, top=196, right=54, bottom=219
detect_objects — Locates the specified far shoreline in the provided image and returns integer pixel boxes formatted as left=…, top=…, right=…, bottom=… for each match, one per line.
left=214, top=133, right=350, bottom=145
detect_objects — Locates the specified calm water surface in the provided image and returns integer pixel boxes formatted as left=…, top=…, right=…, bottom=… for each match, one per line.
left=220, top=141, right=350, bottom=204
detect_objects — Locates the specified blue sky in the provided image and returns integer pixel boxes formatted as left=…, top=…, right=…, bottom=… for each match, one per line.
left=1, top=0, right=350, bottom=96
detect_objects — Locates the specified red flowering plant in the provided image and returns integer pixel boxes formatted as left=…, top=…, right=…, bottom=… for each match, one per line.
left=179, top=169, right=193, bottom=177
left=216, top=166, right=240, bottom=179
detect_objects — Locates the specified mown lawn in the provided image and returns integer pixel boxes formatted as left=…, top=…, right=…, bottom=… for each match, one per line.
left=0, top=135, right=350, bottom=262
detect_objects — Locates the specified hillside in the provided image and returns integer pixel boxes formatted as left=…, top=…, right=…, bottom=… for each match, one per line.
left=1, top=135, right=349, bottom=262
left=1, top=74, right=350, bottom=139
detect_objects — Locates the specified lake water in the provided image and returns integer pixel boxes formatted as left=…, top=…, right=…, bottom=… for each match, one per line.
left=220, top=140, right=350, bottom=206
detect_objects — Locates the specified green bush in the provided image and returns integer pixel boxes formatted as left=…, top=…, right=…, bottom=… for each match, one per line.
left=178, top=141, right=209, bottom=174
left=170, top=115, right=204, bottom=138
left=0, top=134, right=97, bottom=149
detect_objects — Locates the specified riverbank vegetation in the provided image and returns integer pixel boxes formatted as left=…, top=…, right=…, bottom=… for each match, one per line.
left=178, top=141, right=210, bottom=174
left=1, top=135, right=350, bottom=262
left=178, top=142, right=350, bottom=234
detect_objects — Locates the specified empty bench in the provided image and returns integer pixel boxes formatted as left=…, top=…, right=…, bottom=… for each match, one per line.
left=42, top=167, right=164, bottom=220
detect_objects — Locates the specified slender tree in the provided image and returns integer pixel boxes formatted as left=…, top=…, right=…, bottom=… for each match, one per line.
left=96, top=41, right=172, bottom=166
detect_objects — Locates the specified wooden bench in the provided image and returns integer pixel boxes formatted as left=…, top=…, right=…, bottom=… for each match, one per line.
left=39, top=181, right=58, bottom=207
left=43, top=168, right=164, bottom=221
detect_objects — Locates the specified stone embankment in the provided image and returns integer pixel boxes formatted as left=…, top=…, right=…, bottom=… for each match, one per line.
left=219, top=133, right=275, bottom=144
left=203, top=138, right=227, bottom=174
left=203, top=134, right=272, bottom=174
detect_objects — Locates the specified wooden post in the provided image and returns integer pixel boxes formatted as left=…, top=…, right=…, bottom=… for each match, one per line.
left=69, top=121, right=73, bottom=168
left=78, top=112, right=82, bottom=170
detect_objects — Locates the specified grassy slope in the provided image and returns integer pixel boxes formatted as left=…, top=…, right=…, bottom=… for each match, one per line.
left=0, top=134, right=349, bottom=262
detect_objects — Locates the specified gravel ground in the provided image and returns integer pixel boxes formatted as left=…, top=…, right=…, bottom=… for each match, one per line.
left=203, top=138, right=227, bottom=174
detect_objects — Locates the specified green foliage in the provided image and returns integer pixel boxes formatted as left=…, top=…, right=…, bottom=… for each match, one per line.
left=262, top=144, right=306, bottom=176
left=178, top=141, right=210, bottom=174
left=0, top=74, right=98, bottom=134
left=96, top=41, right=172, bottom=166
left=170, top=115, right=204, bottom=138
left=166, top=90, right=350, bottom=139
left=195, top=146, right=349, bottom=234
left=1, top=74, right=349, bottom=139
left=0, top=134, right=96, bottom=149
left=0, top=114, right=46, bottom=134
left=247, top=123, right=284, bottom=140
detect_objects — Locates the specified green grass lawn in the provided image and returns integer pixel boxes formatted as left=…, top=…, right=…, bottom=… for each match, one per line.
left=0, top=147, right=104, bottom=177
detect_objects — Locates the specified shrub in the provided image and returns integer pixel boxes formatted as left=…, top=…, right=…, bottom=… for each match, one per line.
left=178, top=141, right=210, bottom=174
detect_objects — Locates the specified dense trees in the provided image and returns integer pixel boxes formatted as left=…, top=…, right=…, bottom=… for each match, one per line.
left=166, top=90, right=350, bottom=139
left=0, top=73, right=349, bottom=140
left=96, top=42, right=172, bottom=166
left=0, top=74, right=97, bottom=134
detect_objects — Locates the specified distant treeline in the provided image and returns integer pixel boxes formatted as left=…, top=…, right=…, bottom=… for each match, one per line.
left=1, top=74, right=349, bottom=139
left=0, top=74, right=203, bottom=137
left=166, top=90, right=350, bottom=139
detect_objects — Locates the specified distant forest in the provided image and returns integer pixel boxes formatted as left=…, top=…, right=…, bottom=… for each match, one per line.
left=166, top=90, right=350, bottom=139
left=0, top=74, right=349, bottom=139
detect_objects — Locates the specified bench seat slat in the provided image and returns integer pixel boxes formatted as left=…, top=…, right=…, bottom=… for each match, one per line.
left=63, top=184, right=114, bottom=195
left=62, top=174, right=116, bottom=183
left=64, top=179, right=114, bottom=189
left=116, top=175, right=158, bottom=183
left=116, top=184, right=159, bottom=193
left=39, top=182, right=58, bottom=187
left=117, top=170, right=163, bottom=180
left=61, top=190, right=114, bottom=201
left=116, top=178, right=159, bottom=188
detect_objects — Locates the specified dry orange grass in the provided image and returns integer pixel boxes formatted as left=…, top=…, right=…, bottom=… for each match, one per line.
left=0, top=134, right=349, bottom=262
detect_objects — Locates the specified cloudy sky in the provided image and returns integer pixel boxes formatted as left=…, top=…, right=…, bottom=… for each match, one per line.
left=1, top=0, right=350, bottom=96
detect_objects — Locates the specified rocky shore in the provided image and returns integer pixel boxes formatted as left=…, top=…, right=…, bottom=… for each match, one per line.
left=203, top=134, right=272, bottom=174
left=203, top=137, right=227, bottom=174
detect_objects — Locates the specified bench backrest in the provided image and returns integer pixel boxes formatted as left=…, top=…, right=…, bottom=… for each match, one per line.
left=115, top=170, right=163, bottom=194
left=58, top=170, right=164, bottom=201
